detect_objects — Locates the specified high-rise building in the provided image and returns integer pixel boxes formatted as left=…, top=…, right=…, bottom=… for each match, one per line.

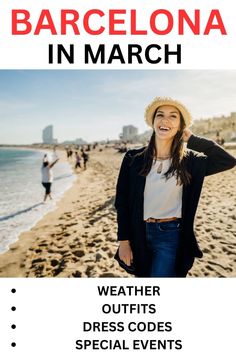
left=120, top=125, right=138, bottom=142
left=42, top=125, right=54, bottom=144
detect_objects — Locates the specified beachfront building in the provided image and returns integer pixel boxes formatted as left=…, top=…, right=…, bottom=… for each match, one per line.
left=137, top=129, right=152, bottom=144
left=62, top=137, right=87, bottom=145
left=192, top=111, right=236, bottom=142
left=120, top=125, right=138, bottom=142
left=42, top=125, right=55, bottom=144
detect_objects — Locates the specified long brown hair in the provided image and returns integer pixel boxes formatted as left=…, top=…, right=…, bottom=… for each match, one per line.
left=139, top=110, right=191, bottom=186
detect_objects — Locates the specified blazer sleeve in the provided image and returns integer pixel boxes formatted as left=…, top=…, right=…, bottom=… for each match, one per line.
left=114, top=151, right=132, bottom=241
left=187, top=134, right=236, bottom=176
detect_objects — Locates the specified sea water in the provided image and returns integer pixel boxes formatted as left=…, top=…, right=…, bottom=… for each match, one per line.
left=0, top=148, right=75, bottom=253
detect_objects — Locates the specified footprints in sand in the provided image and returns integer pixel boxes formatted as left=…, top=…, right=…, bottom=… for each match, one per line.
left=189, top=165, right=236, bottom=277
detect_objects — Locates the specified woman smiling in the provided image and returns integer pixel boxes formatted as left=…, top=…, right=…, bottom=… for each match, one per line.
left=115, top=97, right=236, bottom=277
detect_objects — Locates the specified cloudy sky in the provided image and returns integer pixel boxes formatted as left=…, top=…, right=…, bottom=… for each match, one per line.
left=0, top=70, right=236, bottom=144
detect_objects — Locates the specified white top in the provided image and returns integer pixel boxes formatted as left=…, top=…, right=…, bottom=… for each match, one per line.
left=143, top=159, right=183, bottom=220
left=41, top=166, right=53, bottom=183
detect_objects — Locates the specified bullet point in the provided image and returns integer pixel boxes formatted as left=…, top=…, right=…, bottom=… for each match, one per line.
left=11, top=342, right=16, bottom=347
left=11, top=307, right=16, bottom=311
left=11, top=289, right=16, bottom=293
left=11, top=324, right=16, bottom=329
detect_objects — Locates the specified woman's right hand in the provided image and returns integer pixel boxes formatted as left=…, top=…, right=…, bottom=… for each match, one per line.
left=119, top=241, right=133, bottom=266
left=182, top=128, right=193, bottom=142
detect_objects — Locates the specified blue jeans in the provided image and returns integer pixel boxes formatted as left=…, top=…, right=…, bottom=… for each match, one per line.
left=146, top=220, right=181, bottom=277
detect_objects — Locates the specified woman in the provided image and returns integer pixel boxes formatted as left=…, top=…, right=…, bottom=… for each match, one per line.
left=41, top=155, right=59, bottom=202
left=115, top=97, right=236, bottom=277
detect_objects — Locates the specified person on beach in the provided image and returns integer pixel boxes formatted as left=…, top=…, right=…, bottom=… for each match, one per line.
left=115, top=97, right=236, bottom=278
left=75, top=151, right=81, bottom=170
left=41, top=155, right=59, bottom=202
left=81, top=148, right=89, bottom=170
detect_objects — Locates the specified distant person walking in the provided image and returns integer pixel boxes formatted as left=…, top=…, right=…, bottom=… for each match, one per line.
left=75, top=151, right=81, bottom=170
left=215, top=131, right=225, bottom=146
left=65, top=147, right=73, bottom=159
left=41, top=155, right=59, bottom=202
left=81, top=149, right=89, bottom=170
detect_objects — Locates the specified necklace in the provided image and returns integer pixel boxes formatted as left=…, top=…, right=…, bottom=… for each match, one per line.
left=155, top=156, right=171, bottom=174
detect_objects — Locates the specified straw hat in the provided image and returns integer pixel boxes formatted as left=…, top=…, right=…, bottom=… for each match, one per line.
left=145, top=97, right=192, bottom=128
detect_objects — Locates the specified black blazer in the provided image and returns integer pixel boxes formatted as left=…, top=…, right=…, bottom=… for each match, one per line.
left=115, top=135, right=236, bottom=277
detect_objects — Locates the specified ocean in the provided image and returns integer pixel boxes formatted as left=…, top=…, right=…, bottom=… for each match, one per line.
left=0, top=148, right=75, bottom=254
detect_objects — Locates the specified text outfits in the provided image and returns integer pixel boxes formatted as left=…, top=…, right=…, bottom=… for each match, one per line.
left=115, top=135, right=236, bottom=277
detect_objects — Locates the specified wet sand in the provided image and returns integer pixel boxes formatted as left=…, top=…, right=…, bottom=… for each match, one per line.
left=0, top=147, right=235, bottom=278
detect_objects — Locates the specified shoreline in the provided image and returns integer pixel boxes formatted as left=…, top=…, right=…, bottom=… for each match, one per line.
left=0, top=147, right=127, bottom=278
left=0, top=179, right=78, bottom=277
left=0, top=147, right=235, bottom=278
left=0, top=147, right=75, bottom=255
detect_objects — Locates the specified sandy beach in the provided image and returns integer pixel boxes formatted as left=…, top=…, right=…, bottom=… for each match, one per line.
left=0, top=146, right=235, bottom=278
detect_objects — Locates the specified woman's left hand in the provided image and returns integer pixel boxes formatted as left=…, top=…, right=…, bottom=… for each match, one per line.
left=182, top=128, right=193, bottom=142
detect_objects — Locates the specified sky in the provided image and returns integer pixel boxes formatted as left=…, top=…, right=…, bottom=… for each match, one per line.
left=0, top=70, right=236, bottom=144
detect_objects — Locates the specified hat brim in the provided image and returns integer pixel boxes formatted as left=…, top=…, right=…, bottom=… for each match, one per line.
left=145, top=97, right=192, bottom=128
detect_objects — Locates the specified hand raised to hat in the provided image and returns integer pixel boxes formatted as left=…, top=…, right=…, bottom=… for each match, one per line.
left=182, top=128, right=193, bottom=142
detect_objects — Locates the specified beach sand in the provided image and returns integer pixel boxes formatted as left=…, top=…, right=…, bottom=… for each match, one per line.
left=0, top=147, right=235, bottom=278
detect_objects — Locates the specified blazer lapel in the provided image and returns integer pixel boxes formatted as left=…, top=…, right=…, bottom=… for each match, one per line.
left=131, top=153, right=146, bottom=217
left=182, top=185, right=188, bottom=219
